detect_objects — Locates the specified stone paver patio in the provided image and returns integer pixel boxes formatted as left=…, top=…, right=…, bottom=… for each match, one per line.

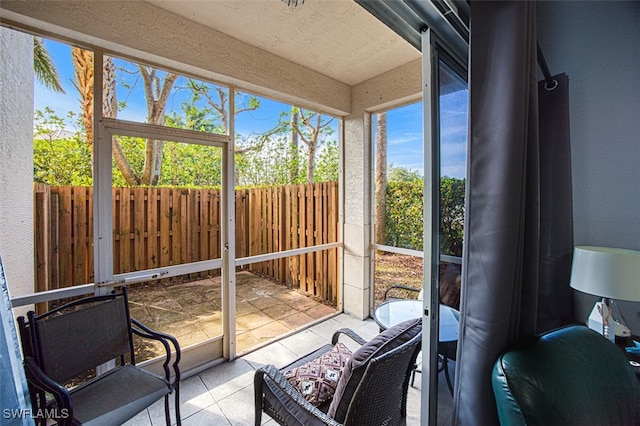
left=126, top=270, right=337, bottom=360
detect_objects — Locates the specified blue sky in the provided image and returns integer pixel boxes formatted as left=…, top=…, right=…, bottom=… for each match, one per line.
left=35, top=38, right=467, bottom=179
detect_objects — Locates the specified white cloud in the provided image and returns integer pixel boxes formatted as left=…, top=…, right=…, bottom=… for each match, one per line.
left=388, top=132, right=421, bottom=146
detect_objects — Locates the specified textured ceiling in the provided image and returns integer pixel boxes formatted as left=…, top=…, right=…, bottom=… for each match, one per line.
left=144, top=0, right=420, bottom=86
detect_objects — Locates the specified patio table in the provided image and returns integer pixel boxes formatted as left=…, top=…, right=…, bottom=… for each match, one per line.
left=373, top=300, right=459, bottom=341
left=373, top=299, right=459, bottom=394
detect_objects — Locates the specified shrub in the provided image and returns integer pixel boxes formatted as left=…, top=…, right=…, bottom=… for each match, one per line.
left=384, top=177, right=465, bottom=256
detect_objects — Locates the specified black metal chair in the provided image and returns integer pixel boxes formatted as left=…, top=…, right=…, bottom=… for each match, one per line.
left=254, top=318, right=422, bottom=426
left=17, top=286, right=181, bottom=425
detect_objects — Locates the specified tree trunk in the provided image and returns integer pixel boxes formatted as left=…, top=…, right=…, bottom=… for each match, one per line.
left=307, top=142, right=316, bottom=183
left=290, top=107, right=299, bottom=182
left=305, top=114, right=322, bottom=183
left=104, top=56, right=139, bottom=185
left=72, top=49, right=139, bottom=184
left=71, top=47, right=94, bottom=146
left=374, top=112, right=387, bottom=247
left=139, top=67, right=178, bottom=185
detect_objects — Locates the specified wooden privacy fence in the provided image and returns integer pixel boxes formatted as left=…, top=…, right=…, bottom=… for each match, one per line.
left=34, top=182, right=339, bottom=305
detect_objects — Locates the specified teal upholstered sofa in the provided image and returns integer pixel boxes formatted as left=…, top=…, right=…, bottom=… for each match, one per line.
left=492, top=325, right=640, bottom=425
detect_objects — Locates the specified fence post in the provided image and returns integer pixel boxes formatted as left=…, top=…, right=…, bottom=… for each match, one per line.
left=34, top=184, right=49, bottom=313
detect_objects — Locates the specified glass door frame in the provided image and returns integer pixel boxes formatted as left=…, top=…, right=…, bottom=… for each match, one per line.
left=15, top=50, right=238, bottom=373
left=421, top=29, right=468, bottom=424
left=93, top=51, right=238, bottom=369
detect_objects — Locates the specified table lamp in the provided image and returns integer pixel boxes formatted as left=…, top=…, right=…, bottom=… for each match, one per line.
left=569, top=246, right=640, bottom=343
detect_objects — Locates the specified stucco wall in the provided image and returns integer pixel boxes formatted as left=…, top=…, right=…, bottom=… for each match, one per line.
left=0, top=0, right=350, bottom=116
left=0, top=27, right=34, bottom=312
left=537, top=2, right=640, bottom=331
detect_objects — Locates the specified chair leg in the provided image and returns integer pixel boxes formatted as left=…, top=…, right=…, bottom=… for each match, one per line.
left=410, top=363, right=421, bottom=388
left=174, top=383, right=182, bottom=426
left=443, top=357, right=454, bottom=396
left=164, top=395, right=171, bottom=425
left=254, top=372, right=264, bottom=426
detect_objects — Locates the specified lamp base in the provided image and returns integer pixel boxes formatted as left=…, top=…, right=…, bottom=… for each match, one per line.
left=588, top=300, right=632, bottom=345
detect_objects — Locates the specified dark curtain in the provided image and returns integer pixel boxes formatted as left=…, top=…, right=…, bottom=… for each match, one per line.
left=452, top=2, right=573, bottom=425
left=537, top=72, right=574, bottom=332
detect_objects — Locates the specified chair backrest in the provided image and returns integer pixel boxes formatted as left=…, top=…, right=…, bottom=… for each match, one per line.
left=20, top=289, right=132, bottom=384
left=492, top=325, right=640, bottom=426
left=328, top=318, right=422, bottom=425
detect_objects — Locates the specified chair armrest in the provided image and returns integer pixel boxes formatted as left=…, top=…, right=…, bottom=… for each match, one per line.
left=23, top=356, right=73, bottom=423
left=384, top=285, right=421, bottom=300
left=131, top=318, right=181, bottom=384
left=254, top=364, right=342, bottom=426
left=331, top=328, right=367, bottom=346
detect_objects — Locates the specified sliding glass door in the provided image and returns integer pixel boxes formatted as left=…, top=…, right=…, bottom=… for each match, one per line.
left=422, top=30, right=469, bottom=424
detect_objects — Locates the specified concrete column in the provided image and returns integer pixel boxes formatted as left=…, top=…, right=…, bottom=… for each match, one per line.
left=0, top=27, right=34, bottom=313
left=342, top=110, right=372, bottom=319
left=342, top=59, right=422, bottom=319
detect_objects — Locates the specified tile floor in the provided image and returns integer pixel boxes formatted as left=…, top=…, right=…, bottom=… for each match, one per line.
left=124, top=313, right=455, bottom=426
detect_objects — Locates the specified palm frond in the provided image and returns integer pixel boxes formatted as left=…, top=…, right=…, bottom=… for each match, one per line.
left=33, top=37, right=65, bottom=94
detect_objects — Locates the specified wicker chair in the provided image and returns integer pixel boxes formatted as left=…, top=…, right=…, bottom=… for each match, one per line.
left=254, top=318, right=422, bottom=426
left=17, top=286, right=181, bottom=426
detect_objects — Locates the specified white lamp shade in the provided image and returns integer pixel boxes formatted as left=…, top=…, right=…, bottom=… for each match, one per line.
left=569, top=246, right=640, bottom=302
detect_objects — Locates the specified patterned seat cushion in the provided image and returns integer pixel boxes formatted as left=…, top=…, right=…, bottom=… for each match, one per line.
left=283, top=342, right=352, bottom=406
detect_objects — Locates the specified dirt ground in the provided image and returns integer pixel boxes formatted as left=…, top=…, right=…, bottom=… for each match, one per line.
left=373, top=252, right=460, bottom=307
left=373, top=252, right=424, bottom=305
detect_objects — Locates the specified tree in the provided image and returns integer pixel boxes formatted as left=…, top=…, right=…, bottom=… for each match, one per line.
left=185, top=81, right=259, bottom=133
left=33, top=37, right=64, bottom=93
left=53, top=44, right=338, bottom=188
left=71, top=47, right=94, bottom=145
left=71, top=49, right=178, bottom=185
left=33, top=108, right=91, bottom=185
left=289, top=106, right=300, bottom=182
left=314, top=140, right=339, bottom=182
left=374, top=112, right=387, bottom=246
left=385, top=180, right=424, bottom=250
left=440, top=177, right=465, bottom=256
left=139, top=66, right=179, bottom=185
left=235, top=135, right=304, bottom=187
left=167, top=86, right=265, bottom=186
left=289, top=107, right=335, bottom=183
left=388, top=166, right=422, bottom=182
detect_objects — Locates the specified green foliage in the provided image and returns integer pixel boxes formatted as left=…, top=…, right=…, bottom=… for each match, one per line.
left=314, top=141, right=339, bottom=182
left=34, top=108, right=91, bottom=185
left=161, top=142, right=222, bottom=187
left=111, top=137, right=223, bottom=188
left=235, top=137, right=305, bottom=187
left=34, top=108, right=225, bottom=188
left=34, top=105, right=339, bottom=189
left=388, top=166, right=421, bottom=183
left=165, top=104, right=219, bottom=133
left=273, top=106, right=336, bottom=183
left=385, top=181, right=423, bottom=250
left=33, top=37, right=65, bottom=94
left=111, top=136, right=144, bottom=187
left=383, top=177, right=465, bottom=256
left=440, top=177, right=465, bottom=257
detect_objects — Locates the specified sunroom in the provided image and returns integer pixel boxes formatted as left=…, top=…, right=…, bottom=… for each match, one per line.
left=1, top=1, right=638, bottom=425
